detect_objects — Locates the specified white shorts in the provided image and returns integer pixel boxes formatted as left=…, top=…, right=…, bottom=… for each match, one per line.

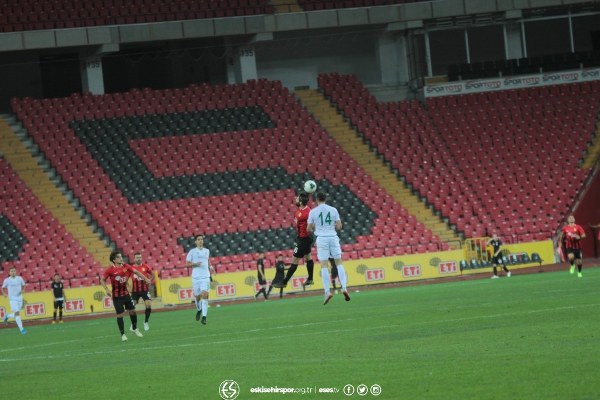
left=192, top=278, right=211, bottom=296
left=9, top=299, right=23, bottom=313
left=316, top=236, right=342, bottom=262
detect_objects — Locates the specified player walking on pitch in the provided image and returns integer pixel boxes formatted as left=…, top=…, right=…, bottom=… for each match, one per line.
left=101, top=251, right=151, bottom=341
left=307, top=192, right=350, bottom=305
left=2, top=267, right=27, bottom=334
left=51, top=273, right=66, bottom=324
left=186, top=234, right=216, bottom=324
left=558, top=215, right=586, bottom=277
left=129, top=252, right=154, bottom=331
left=487, top=233, right=511, bottom=278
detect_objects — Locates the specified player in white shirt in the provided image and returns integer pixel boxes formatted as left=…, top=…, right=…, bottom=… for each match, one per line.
left=2, top=267, right=27, bottom=334
left=186, top=234, right=216, bottom=324
left=307, top=192, right=351, bottom=305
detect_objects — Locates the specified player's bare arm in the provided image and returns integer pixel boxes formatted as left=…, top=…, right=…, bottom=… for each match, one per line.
left=100, top=277, right=111, bottom=296
left=335, top=220, right=342, bottom=231
left=133, top=269, right=151, bottom=284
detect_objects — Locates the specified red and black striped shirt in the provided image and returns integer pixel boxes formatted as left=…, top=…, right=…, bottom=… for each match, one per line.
left=562, top=224, right=585, bottom=249
left=103, top=264, right=134, bottom=298
left=130, top=263, right=152, bottom=293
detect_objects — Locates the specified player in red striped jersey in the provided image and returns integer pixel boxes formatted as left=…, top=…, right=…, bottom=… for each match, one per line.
left=101, top=251, right=151, bottom=341
left=275, top=192, right=315, bottom=289
left=558, top=215, right=586, bottom=277
left=130, top=252, right=154, bottom=331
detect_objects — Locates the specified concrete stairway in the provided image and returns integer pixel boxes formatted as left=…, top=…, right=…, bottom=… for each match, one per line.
left=270, top=0, right=302, bottom=13
left=0, top=116, right=112, bottom=266
left=294, top=88, right=462, bottom=248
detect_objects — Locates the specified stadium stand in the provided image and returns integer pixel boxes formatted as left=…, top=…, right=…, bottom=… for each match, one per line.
left=0, top=0, right=273, bottom=32
left=299, top=0, right=428, bottom=11
left=446, top=51, right=600, bottom=81
left=0, top=157, right=103, bottom=290
left=0, top=0, right=436, bottom=32
left=9, top=79, right=445, bottom=282
left=318, top=73, right=600, bottom=243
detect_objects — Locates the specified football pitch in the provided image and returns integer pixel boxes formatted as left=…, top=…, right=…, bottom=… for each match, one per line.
left=2, top=267, right=599, bottom=400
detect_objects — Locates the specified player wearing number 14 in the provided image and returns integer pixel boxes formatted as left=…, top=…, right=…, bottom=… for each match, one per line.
left=307, top=192, right=350, bottom=305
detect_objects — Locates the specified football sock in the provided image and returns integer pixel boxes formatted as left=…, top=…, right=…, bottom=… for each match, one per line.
left=261, top=288, right=268, bottom=299
left=337, top=265, right=347, bottom=290
left=201, top=299, right=208, bottom=317
left=117, top=317, right=125, bottom=334
left=306, top=260, right=314, bottom=280
left=279, top=288, right=283, bottom=298
left=578, top=264, right=582, bottom=272
left=145, top=308, right=151, bottom=323
left=15, top=316, right=23, bottom=330
left=266, top=286, right=273, bottom=296
left=130, top=313, right=138, bottom=330
left=59, top=310, right=63, bottom=320
left=321, top=267, right=331, bottom=296
left=195, top=299, right=201, bottom=311
left=53, top=311, right=57, bottom=321
left=284, top=264, right=298, bottom=283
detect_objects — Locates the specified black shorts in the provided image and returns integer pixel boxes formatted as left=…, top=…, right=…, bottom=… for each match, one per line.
left=113, top=295, right=135, bottom=314
left=491, top=255, right=504, bottom=265
left=131, top=292, right=151, bottom=303
left=293, top=236, right=313, bottom=258
left=566, top=248, right=583, bottom=259
left=53, top=300, right=64, bottom=309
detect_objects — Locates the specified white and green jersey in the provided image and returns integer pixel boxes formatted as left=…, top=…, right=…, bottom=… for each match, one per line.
left=186, top=247, right=211, bottom=279
left=308, top=203, right=340, bottom=237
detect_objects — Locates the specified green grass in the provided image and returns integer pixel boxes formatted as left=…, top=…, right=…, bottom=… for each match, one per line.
left=2, top=268, right=600, bottom=400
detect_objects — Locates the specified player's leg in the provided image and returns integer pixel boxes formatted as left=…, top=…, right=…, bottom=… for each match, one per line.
left=126, top=296, right=142, bottom=336
left=113, top=298, right=127, bottom=339
left=200, top=279, right=210, bottom=324
left=492, top=264, right=499, bottom=278
left=193, top=279, right=202, bottom=321
left=143, top=295, right=152, bottom=330
left=58, top=301, right=64, bottom=322
left=260, top=284, right=268, bottom=299
left=10, top=300, right=25, bottom=333
left=128, top=294, right=137, bottom=330
left=575, top=250, right=583, bottom=277
left=502, top=259, right=511, bottom=277
left=567, top=250, right=576, bottom=274
left=282, top=253, right=300, bottom=287
left=304, top=240, right=315, bottom=286
left=53, top=301, right=58, bottom=323
left=330, top=237, right=350, bottom=301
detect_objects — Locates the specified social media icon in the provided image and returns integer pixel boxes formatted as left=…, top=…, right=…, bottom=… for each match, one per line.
left=343, top=384, right=355, bottom=396
left=219, top=380, right=240, bottom=400
left=357, top=384, right=368, bottom=396
left=371, top=384, right=382, bottom=396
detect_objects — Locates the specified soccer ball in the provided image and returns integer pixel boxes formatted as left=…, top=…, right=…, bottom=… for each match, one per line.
left=303, top=180, right=317, bottom=193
